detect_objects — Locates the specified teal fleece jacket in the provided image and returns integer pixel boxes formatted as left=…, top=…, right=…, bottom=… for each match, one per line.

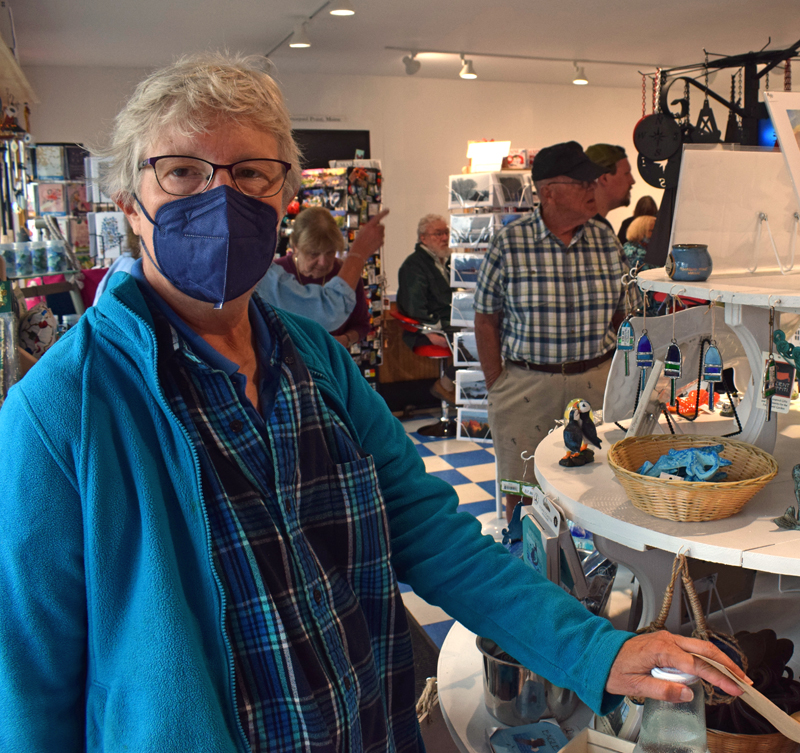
left=0, top=273, right=630, bottom=752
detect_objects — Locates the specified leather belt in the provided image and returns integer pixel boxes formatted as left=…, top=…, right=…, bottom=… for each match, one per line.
left=507, top=349, right=614, bottom=375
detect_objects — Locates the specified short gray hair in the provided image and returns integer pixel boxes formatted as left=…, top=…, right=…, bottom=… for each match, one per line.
left=417, top=213, right=447, bottom=240
left=95, top=51, right=301, bottom=209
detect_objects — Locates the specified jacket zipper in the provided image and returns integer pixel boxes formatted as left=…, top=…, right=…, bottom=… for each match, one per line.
left=115, top=298, right=252, bottom=753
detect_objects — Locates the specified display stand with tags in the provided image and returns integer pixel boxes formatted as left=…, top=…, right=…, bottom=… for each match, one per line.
left=447, top=156, right=541, bottom=539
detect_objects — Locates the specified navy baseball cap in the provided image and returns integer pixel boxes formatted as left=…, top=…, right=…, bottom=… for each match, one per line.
left=531, top=141, right=609, bottom=182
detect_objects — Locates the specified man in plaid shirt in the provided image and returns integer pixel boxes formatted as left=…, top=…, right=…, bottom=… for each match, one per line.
left=474, top=141, right=629, bottom=522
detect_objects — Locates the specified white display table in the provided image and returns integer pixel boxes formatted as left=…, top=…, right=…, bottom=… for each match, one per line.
left=534, top=412, right=800, bottom=632
left=437, top=621, right=592, bottom=753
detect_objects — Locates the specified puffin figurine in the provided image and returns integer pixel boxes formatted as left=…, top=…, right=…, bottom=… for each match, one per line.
left=560, top=399, right=601, bottom=468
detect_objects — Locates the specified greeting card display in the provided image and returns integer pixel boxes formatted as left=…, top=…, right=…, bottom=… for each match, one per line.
left=67, top=183, right=91, bottom=215
left=450, top=290, right=476, bottom=327
left=34, top=145, right=65, bottom=180
left=36, top=183, right=67, bottom=216
left=65, top=145, right=89, bottom=181
left=449, top=213, right=495, bottom=248
left=494, top=172, right=535, bottom=208
left=450, top=252, right=484, bottom=288
left=88, top=212, right=128, bottom=259
left=457, top=408, right=492, bottom=442
left=449, top=172, right=495, bottom=209
left=453, top=331, right=479, bottom=365
left=455, top=369, right=488, bottom=405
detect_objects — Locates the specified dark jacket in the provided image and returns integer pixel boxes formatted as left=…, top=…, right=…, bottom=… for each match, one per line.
left=397, top=243, right=453, bottom=350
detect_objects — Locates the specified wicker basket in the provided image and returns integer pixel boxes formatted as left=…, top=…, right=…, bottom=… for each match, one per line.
left=707, top=727, right=798, bottom=753
left=607, top=435, right=778, bottom=522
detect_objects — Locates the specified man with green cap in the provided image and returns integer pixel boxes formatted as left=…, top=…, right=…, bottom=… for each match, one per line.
left=585, top=143, right=636, bottom=228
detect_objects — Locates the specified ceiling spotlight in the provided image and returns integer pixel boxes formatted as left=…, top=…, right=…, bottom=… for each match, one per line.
left=459, top=55, right=477, bottom=80
left=572, top=63, right=588, bottom=85
left=329, top=0, right=355, bottom=15
left=403, top=53, right=421, bottom=75
left=289, top=22, right=311, bottom=48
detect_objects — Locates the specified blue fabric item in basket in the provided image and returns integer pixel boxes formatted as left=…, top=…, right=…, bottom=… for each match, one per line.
left=637, top=445, right=732, bottom=482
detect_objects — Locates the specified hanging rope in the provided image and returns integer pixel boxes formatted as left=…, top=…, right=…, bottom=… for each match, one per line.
left=635, top=553, right=746, bottom=706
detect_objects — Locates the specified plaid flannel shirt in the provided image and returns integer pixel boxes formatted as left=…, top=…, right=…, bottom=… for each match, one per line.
left=143, top=288, right=417, bottom=753
left=474, top=208, right=628, bottom=365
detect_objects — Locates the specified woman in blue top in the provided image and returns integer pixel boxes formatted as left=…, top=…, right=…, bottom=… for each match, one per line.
left=272, top=206, right=373, bottom=349
left=0, top=51, right=746, bottom=753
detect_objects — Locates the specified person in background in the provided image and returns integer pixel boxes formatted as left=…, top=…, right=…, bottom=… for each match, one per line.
left=475, top=142, right=624, bottom=523
left=623, top=214, right=662, bottom=315
left=584, top=143, right=635, bottom=229
left=272, top=206, right=375, bottom=349
left=257, top=209, right=385, bottom=332
left=397, top=213, right=457, bottom=404
left=0, top=54, right=746, bottom=752
left=616, top=194, right=659, bottom=246
left=622, top=214, right=657, bottom=271
left=92, top=225, right=141, bottom=305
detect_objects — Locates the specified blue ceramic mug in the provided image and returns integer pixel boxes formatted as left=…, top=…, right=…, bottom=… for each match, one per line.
left=666, top=243, right=712, bottom=282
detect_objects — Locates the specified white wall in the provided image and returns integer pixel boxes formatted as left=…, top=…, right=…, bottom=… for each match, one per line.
left=25, top=65, right=662, bottom=291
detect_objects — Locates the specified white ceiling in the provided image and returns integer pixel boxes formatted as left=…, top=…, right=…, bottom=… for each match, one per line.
left=12, top=0, right=800, bottom=90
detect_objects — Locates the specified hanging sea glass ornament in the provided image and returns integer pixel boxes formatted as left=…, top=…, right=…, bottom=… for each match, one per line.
left=763, top=306, right=777, bottom=421
left=702, top=299, right=723, bottom=410
left=617, top=272, right=637, bottom=377
left=636, top=302, right=654, bottom=396
left=664, top=291, right=684, bottom=406
left=665, top=342, right=682, bottom=406
left=618, top=317, right=635, bottom=376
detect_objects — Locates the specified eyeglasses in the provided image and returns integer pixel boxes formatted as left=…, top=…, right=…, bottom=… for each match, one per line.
left=138, top=155, right=292, bottom=198
left=425, top=229, right=450, bottom=237
left=547, top=179, right=596, bottom=190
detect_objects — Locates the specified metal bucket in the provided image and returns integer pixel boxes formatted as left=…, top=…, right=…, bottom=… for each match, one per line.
left=476, top=636, right=579, bottom=727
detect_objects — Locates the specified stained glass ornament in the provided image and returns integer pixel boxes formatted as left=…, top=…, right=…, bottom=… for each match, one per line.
left=636, top=332, right=654, bottom=396
left=664, top=340, right=682, bottom=407
left=617, top=317, right=635, bottom=377
left=702, top=344, right=723, bottom=410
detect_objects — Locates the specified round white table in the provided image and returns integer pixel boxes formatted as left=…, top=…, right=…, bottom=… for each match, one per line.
left=534, top=414, right=800, bottom=631
left=437, top=621, right=593, bottom=753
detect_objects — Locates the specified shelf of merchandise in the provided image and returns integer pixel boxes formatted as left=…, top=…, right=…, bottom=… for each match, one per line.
left=295, top=164, right=385, bottom=389
left=447, top=169, right=538, bottom=444
left=636, top=267, right=800, bottom=453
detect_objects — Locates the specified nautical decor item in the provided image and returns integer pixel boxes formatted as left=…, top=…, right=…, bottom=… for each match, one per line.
left=702, top=300, right=723, bottom=410
left=763, top=307, right=777, bottom=421
left=617, top=316, right=635, bottom=377
left=560, top=399, right=601, bottom=468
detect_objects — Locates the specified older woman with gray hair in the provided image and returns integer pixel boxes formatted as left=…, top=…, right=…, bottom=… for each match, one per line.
left=0, top=52, right=746, bottom=753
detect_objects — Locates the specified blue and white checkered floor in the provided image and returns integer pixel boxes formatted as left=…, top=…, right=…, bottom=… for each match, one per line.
left=398, top=413, right=499, bottom=649
left=397, top=413, right=637, bottom=649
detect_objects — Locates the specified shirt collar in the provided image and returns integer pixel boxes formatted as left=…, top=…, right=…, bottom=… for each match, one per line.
left=532, top=206, right=588, bottom=246
left=129, top=258, right=270, bottom=378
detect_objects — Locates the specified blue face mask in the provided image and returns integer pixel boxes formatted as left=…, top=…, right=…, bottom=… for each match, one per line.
left=135, top=185, right=279, bottom=308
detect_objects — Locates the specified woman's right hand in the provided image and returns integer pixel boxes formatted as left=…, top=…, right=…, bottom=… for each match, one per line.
left=349, top=209, right=390, bottom=261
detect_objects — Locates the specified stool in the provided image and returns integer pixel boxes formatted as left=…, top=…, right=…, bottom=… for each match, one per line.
left=390, top=310, right=457, bottom=438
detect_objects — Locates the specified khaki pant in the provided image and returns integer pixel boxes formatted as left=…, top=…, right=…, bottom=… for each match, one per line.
left=487, top=359, right=612, bottom=485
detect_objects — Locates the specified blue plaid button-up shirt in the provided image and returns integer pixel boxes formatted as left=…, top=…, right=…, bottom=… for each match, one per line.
left=474, top=208, right=628, bottom=365
left=133, top=267, right=418, bottom=753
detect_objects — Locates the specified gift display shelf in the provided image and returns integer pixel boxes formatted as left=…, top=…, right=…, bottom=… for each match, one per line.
left=637, top=267, right=800, bottom=455
left=9, top=269, right=80, bottom=281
